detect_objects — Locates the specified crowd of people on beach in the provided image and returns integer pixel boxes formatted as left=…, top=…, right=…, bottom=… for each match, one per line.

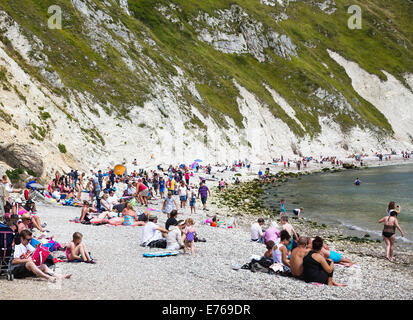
left=0, top=152, right=408, bottom=286
left=249, top=216, right=354, bottom=286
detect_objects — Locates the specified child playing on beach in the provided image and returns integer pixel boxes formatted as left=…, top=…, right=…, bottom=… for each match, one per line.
left=183, top=218, right=197, bottom=256
left=189, top=186, right=197, bottom=214
left=264, top=240, right=275, bottom=259
left=66, top=232, right=96, bottom=263
left=293, top=207, right=304, bottom=217
left=280, top=199, right=287, bottom=216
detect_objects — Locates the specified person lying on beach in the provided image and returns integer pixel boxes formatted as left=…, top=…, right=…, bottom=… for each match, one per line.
left=303, top=236, right=346, bottom=286
left=378, top=210, right=405, bottom=262
left=12, top=230, right=72, bottom=282
left=107, top=203, right=147, bottom=226
left=306, top=238, right=355, bottom=266
left=66, top=232, right=95, bottom=263
left=290, top=237, right=311, bottom=279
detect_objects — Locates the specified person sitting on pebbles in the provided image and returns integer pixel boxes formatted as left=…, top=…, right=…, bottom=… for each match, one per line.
left=66, top=232, right=96, bottom=264
left=307, top=238, right=356, bottom=266
left=18, top=212, right=45, bottom=234
left=302, top=236, right=346, bottom=287
left=12, top=230, right=72, bottom=282
left=141, top=214, right=168, bottom=248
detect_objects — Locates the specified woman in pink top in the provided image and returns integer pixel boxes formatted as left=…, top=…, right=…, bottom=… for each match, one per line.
left=264, top=222, right=281, bottom=244
left=135, top=179, right=148, bottom=206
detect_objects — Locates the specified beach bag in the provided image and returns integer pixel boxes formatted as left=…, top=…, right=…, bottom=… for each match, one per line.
left=148, top=239, right=167, bottom=249
left=185, top=232, right=195, bottom=242
left=31, top=244, right=50, bottom=266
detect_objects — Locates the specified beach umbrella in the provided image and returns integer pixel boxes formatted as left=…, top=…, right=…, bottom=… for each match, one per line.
left=194, top=159, right=202, bottom=162
left=114, top=164, right=126, bottom=175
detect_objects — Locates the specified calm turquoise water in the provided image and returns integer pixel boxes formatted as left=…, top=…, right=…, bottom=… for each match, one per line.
left=264, top=164, right=413, bottom=245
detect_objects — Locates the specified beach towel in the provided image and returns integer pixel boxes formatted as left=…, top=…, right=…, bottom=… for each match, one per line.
left=143, top=250, right=180, bottom=258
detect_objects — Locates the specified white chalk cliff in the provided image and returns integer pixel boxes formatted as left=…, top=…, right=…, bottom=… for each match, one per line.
left=0, top=0, right=412, bottom=178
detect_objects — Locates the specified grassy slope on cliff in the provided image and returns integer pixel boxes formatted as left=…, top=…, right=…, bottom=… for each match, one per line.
left=0, top=0, right=412, bottom=136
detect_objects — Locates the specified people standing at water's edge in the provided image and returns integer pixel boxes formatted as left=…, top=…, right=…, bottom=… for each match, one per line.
left=378, top=210, right=405, bottom=262
left=386, top=201, right=401, bottom=216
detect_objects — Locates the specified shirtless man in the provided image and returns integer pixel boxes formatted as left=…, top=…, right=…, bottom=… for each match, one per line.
left=308, top=238, right=355, bottom=266
left=290, top=237, right=311, bottom=279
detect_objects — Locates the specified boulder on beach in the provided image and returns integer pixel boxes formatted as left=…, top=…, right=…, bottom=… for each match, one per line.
left=0, top=143, right=44, bottom=176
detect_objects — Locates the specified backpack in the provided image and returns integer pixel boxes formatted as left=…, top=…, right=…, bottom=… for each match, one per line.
left=31, top=244, right=50, bottom=266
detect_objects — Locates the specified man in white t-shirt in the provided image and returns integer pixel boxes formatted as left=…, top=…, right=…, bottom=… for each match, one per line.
left=107, top=190, right=119, bottom=207
left=141, top=215, right=168, bottom=247
left=250, top=218, right=265, bottom=243
left=12, top=230, right=72, bottom=282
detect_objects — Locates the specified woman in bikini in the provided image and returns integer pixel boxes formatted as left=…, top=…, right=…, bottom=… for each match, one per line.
left=107, top=203, right=146, bottom=226
left=378, top=210, right=405, bottom=261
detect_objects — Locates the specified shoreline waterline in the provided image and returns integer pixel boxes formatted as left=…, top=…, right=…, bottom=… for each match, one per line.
left=257, top=162, right=413, bottom=251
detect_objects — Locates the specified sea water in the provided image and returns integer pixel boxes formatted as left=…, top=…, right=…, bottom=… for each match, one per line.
left=264, top=163, right=413, bottom=246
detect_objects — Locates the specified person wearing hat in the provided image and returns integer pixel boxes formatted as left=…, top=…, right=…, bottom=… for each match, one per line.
left=141, top=214, right=168, bottom=248
left=290, top=237, right=311, bottom=279
left=17, top=212, right=45, bottom=234
left=166, top=220, right=186, bottom=250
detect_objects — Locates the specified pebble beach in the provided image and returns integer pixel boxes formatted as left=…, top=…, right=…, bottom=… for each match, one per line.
left=2, top=158, right=413, bottom=300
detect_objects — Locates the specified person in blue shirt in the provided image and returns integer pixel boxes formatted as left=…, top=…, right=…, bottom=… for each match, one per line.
left=97, top=170, right=103, bottom=189
left=354, top=178, right=361, bottom=186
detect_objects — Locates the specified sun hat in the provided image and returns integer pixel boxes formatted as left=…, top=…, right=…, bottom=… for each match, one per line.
left=21, top=213, right=32, bottom=220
